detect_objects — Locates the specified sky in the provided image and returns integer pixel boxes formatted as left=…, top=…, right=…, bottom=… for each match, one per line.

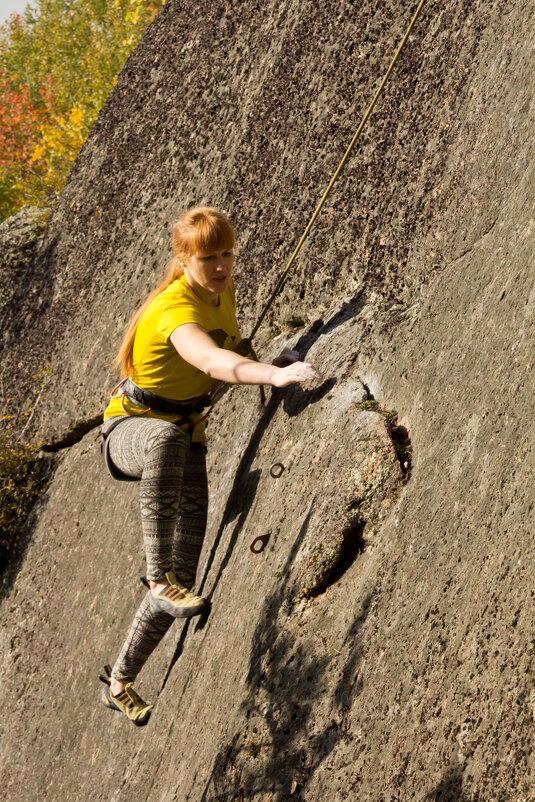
left=0, top=0, right=33, bottom=26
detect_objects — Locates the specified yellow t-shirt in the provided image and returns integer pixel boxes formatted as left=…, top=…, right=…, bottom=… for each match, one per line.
left=104, top=275, right=239, bottom=441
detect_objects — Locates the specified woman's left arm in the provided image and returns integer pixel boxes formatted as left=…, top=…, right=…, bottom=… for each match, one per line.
left=170, top=324, right=321, bottom=388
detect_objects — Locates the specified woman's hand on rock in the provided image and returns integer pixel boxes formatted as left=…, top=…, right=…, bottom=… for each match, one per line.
left=272, top=361, right=323, bottom=388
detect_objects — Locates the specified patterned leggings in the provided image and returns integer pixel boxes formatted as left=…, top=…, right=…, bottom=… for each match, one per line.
left=103, top=416, right=208, bottom=683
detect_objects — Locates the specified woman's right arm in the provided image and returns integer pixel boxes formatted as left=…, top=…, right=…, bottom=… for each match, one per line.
left=170, top=324, right=321, bottom=388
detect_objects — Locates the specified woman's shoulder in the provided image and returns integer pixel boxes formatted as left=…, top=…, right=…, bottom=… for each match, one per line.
left=150, top=276, right=193, bottom=310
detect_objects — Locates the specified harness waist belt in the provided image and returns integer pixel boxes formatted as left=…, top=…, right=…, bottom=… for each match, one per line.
left=122, top=378, right=211, bottom=416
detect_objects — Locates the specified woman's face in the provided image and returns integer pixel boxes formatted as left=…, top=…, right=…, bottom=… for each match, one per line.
left=185, top=248, right=234, bottom=305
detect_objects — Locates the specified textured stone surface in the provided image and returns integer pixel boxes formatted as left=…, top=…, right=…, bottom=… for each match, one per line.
left=0, top=206, right=48, bottom=336
left=0, top=0, right=527, bottom=444
left=0, top=0, right=534, bottom=800
left=0, top=311, right=406, bottom=800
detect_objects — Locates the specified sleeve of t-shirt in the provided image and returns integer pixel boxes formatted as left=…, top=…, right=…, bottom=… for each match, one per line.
left=159, top=300, right=203, bottom=341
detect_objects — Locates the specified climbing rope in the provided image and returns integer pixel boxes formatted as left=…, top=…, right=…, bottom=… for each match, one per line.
left=210, top=0, right=427, bottom=406
left=248, top=0, right=427, bottom=341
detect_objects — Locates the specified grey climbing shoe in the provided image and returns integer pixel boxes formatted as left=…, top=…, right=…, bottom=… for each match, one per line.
left=99, top=665, right=152, bottom=727
left=147, top=571, right=209, bottom=618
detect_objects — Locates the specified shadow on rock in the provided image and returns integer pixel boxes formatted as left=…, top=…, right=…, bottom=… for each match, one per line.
left=318, top=290, right=366, bottom=338
left=196, top=305, right=353, bottom=605
left=0, top=454, right=55, bottom=601
left=282, top=377, right=336, bottom=418
left=162, top=296, right=366, bottom=690
left=199, top=500, right=374, bottom=801
left=424, top=765, right=467, bottom=802
left=162, top=393, right=280, bottom=687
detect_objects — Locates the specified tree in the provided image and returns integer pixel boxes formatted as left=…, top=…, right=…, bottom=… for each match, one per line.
left=0, top=0, right=166, bottom=218
left=0, top=70, right=43, bottom=217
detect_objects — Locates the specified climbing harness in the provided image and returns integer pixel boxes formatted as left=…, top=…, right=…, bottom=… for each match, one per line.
left=100, top=378, right=212, bottom=481
left=209, top=0, right=427, bottom=408
left=100, top=416, right=139, bottom=482
left=118, top=377, right=211, bottom=421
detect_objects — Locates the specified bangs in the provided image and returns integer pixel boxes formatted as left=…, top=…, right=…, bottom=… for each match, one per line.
left=183, top=213, right=235, bottom=256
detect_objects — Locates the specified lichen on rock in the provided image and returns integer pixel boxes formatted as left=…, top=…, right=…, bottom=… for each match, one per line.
left=298, top=410, right=403, bottom=596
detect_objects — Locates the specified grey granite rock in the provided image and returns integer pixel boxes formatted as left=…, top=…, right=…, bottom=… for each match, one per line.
left=0, top=1, right=533, bottom=800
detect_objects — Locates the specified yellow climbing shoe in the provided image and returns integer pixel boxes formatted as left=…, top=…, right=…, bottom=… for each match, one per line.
left=99, top=667, right=153, bottom=727
left=148, top=571, right=209, bottom=618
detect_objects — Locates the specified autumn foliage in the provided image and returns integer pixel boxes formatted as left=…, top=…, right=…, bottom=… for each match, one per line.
left=0, top=0, right=166, bottom=220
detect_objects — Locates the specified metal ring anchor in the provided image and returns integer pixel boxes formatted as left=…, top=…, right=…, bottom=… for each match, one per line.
left=269, top=462, right=285, bottom=478
left=250, top=533, right=271, bottom=554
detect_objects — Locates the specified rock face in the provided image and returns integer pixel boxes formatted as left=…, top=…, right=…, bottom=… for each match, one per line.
left=0, top=206, right=49, bottom=345
left=0, top=0, right=534, bottom=800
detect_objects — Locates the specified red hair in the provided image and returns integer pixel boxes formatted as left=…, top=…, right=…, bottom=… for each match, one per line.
left=115, top=207, right=235, bottom=377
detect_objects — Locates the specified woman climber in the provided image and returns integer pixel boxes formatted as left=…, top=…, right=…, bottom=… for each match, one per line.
left=99, top=206, right=321, bottom=725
